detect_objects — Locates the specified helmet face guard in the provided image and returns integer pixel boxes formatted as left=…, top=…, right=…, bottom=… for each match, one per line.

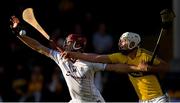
left=119, top=32, right=141, bottom=50
left=64, top=34, right=87, bottom=51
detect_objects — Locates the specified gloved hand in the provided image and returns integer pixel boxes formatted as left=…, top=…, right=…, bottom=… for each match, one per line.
left=160, top=9, right=175, bottom=29
left=10, top=16, right=26, bottom=36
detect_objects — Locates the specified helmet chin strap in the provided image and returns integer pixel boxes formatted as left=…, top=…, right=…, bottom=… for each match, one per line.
left=119, top=47, right=138, bottom=55
left=73, top=41, right=82, bottom=50
left=70, top=42, right=83, bottom=63
left=128, top=44, right=136, bottom=50
left=119, top=49, right=133, bottom=55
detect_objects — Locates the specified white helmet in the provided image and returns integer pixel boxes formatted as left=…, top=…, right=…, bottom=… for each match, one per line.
left=120, top=32, right=141, bottom=50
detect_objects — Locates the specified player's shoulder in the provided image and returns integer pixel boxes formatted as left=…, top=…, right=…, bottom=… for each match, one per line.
left=50, top=49, right=61, bottom=55
left=49, top=49, right=62, bottom=59
left=140, top=48, right=153, bottom=56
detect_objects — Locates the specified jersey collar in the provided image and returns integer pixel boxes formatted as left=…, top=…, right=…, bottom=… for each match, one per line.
left=136, top=47, right=141, bottom=57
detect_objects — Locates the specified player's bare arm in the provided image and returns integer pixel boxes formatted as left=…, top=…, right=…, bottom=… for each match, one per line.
left=146, top=58, right=169, bottom=72
left=136, top=57, right=169, bottom=73
left=17, top=36, right=50, bottom=57
left=105, top=63, right=147, bottom=73
left=62, top=51, right=112, bottom=63
left=10, top=16, right=50, bottom=57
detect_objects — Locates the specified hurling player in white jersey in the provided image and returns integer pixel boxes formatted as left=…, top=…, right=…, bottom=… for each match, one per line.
left=10, top=16, right=148, bottom=103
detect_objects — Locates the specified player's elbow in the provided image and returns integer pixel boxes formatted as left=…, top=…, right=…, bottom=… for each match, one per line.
left=150, top=62, right=170, bottom=73
left=163, top=62, right=170, bottom=72
left=159, top=59, right=170, bottom=72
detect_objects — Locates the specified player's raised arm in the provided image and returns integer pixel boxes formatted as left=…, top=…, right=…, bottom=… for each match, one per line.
left=10, top=16, right=50, bottom=57
left=62, top=51, right=112, bottom=63
left=18, top=36, right=50, bottom=57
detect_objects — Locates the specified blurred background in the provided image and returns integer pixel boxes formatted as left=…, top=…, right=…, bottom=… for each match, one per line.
left=0, top=0, right=180, bottom=102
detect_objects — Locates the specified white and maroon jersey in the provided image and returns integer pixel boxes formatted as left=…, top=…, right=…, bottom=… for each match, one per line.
left=49, top=49, right=106, bottom=102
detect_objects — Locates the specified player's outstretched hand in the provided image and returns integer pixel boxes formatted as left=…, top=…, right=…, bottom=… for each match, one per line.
left=10, top=16, right=20, bottom=29
left=10, top=16, right=26, bottom=36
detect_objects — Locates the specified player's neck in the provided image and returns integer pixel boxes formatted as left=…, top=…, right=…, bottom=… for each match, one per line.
left=128, top=48, right=138, bottom=59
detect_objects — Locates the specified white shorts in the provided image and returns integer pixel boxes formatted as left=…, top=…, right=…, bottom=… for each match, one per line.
left=69, top=99, right=84, bottom=103
left=69, top=99, right=105, bottom=103
left=139, top=94, right=169, bottom=103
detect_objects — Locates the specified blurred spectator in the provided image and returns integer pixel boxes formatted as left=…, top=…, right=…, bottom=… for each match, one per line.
left=9, top=41, right=19, bottom=53
left=58, top=0, right=74, bottom=13
left=82, top=12, right=95, bottom=52
left=45, top=66, right=67, bottom=101
left=58, top=0, right=76, bottom=33
left=12, top=63, right=28, bottom=101
left=73, top=23, right=82, bottom=34
left=83, top=12, right=94, bottom=34
left=168, top=89, right=180, bottom=102
left=0, top=96, right=2, bottom=102
left=92, top=22, right=113, bottom=54
left=49, top=27, right=65, bottom=50
left=48, top=70, right=63, bottom=93
left=91, top=22, right=113, bottom=93
left=20, top=65, right=44, bottom=102
left=0, top=65, right=5, bottom=102
left=165, top=73, right=180, bottom=102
